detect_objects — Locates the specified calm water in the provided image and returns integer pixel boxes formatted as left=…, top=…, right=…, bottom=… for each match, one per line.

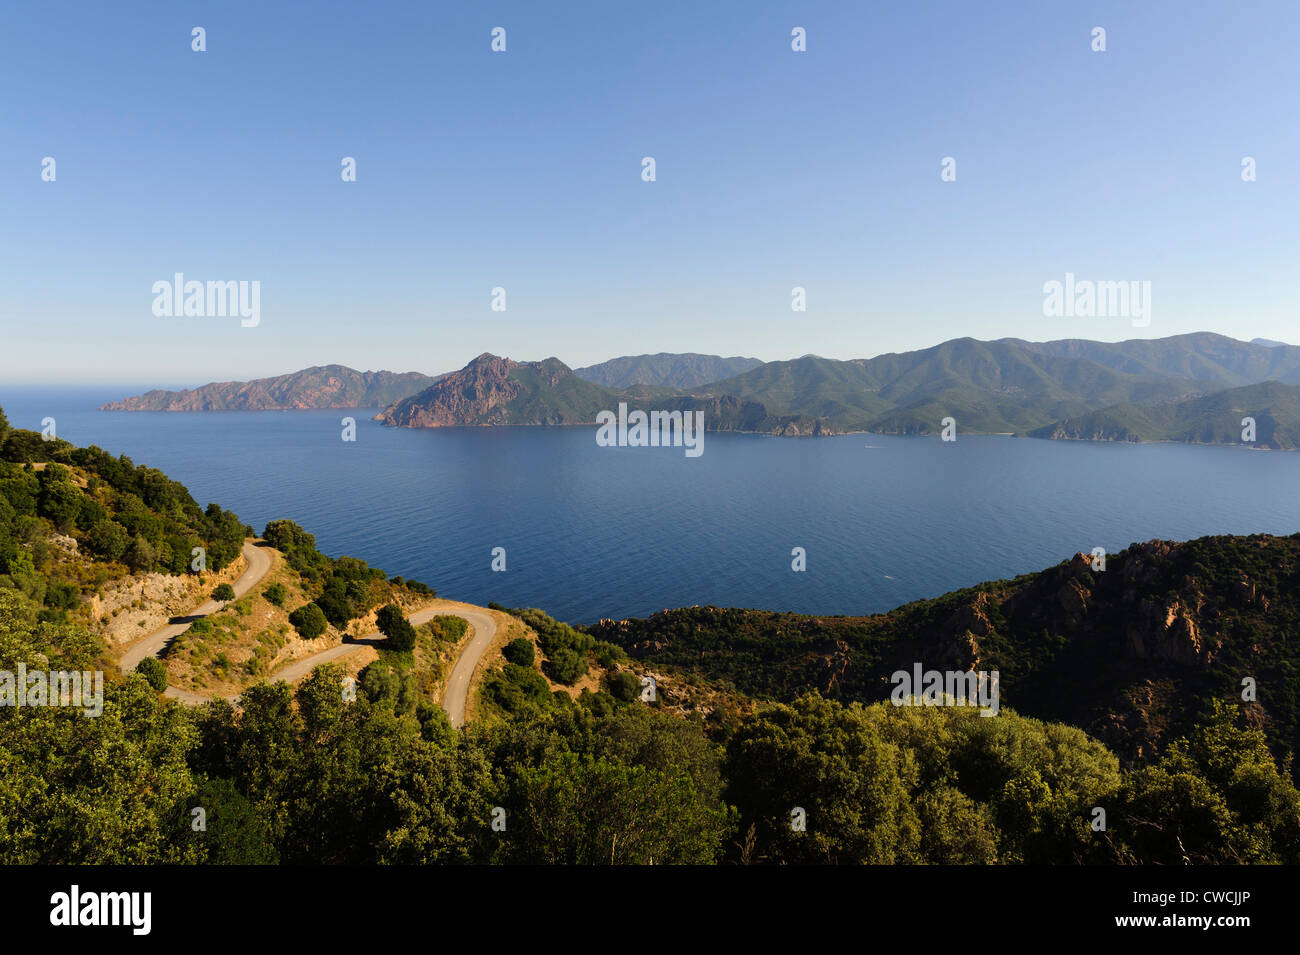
left=4, top=385, right=1299, bottom=623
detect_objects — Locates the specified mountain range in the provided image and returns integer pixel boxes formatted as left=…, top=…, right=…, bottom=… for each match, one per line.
left=102, top=333, right=1300, bottom=448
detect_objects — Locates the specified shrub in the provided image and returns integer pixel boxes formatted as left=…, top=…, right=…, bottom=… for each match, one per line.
left=544, top=647, right=586, bottom=685
left=606, top=670, right=641, bottom=702
left=211, top=583, right=236, bottom=602
left=125, top=534, right=157, bottom=574
left=426, top=615, right=467, bottom=643
left=385, top=617, right=417, bottom=652
left=484, top=663, right=553, bottom=715
left=136, top=656, right=168, bottom=692
left=503, top=638, right=535, bottom=668
left=263, top=582, right=287, bottom=606
left=44, top=580, right=79, bottom=611
left=289, top=602, right=328, bottom=640
left=375, top=603, right=405, bottom=636
left=85, top=520, right=129, bottom=561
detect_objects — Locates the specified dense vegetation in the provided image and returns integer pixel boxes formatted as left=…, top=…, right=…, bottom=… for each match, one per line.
left=264, top=518, right=428, bottom=637
left=1030, top=379, right=1300, bottom=449
left=3, top=578, right=1296, bottom=864
left=590, top=535, right=1300, bottom=776
left=574, top=352, right=763, bottom=389
left=3, top=404, right=1298, bottom=865
left=0, top=422, right=251, bottom=624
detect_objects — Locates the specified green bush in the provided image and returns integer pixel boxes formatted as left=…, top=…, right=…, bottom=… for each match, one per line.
left=503, top=638, right=535, bottom=668
left=85, top=520, right=129, bottom=561
left=426, top=615, right=467, bottom=643
left=136, top=656, right=168, bottom=692
left=385, top=617, right=417, bottom=652
left=263, top=582, right=287, bottom=606
left=484, top=663, right=553, bottom=715
left=211, top=583, right=236, bottom=602
left=289, top=602, right=328, bottom=640
left=405, top=579, right=435, bottom=597
left=375, top=604, right=405, bottom=636
left=545, top=647, right=585, bottom=685
left=606, top=670, right=640, bottom=702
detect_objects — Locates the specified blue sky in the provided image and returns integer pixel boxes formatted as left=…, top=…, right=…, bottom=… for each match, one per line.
left=2, top=0, right=1297, bottom=385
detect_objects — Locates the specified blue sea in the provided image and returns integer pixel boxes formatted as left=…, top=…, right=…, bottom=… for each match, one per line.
left=4, top=385, right=1299, bottom=624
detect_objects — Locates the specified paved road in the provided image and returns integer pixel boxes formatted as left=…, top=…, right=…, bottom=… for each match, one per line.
left=416, top=606, right=497, bottom=728
left=130, top=551, right=499, bottom=725
left=120, top=541, right=273, bottom=672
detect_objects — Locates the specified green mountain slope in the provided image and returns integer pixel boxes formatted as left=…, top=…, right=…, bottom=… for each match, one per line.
left=699, top=338, right=1194, bottom=434
left=102, top=333, right=1300, bottom=446
left=574, top=353, right=763, bottom=388
left=590, top=533, right=1300, bottom=772
left=1010, top=332, right=1300, bottom=387
left=1031, top=380, right=1300, bottom=449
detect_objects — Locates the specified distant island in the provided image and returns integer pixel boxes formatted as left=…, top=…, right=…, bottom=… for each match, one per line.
left=103, top=333, right=1300, bottom=449
left=100, top=365, right=442, bottom=412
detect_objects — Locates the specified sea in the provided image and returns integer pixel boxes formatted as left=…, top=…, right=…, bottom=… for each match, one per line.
left=3, top=385, right=1298, bottom=624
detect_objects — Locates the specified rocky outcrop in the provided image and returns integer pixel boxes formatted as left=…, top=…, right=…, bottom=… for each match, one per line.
left=377, top=354, right=529, bottom=427
left=1127, top=597, right=1212, bottom=667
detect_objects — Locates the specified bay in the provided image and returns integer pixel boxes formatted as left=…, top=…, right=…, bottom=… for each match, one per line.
left=3, top=385, right=1297, bottom=624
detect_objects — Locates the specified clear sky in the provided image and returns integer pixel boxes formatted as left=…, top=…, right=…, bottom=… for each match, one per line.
left=2, top=0, right=1297, bottom=385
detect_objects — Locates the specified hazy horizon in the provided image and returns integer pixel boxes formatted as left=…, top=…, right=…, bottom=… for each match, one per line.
left=4, top=328, right=1293, bottom=390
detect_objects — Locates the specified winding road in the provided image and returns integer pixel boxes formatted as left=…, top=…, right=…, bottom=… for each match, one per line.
left=118, top=540, right=498, bottom=726
left=119, top=541, right=273, bottom=672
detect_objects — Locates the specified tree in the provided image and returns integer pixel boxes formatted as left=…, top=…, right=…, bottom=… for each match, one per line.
left=85, top=520, right=129, bottom=562
left=124, top=534, right=157, bottom=574
left=724, top=695, right=920, bottom=864
left=36, top=468, right=82, bottom=531
left=374, top=603, right=404, bottom=636
left=544, top=647, right=585, bottom=685
left=1111, top=702, right=1300, bottom=864
left=374, top=603, right=416, bottom=651
left=135, top=656, right=168, bottom=693
left=385, top=617, right=417, bottom=652
left=211, top=583, right=236, bottom=603
left=289, top=603, right=328, bottom=640
left=262, top=518, right=314, bottom=553
left=503, top=637, right=535, bottom=668
left=606, top=670, right=640, bottom=702
left=163, top=776, right=279, bottom=865
left=498, top=752, right=731, bottom=864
